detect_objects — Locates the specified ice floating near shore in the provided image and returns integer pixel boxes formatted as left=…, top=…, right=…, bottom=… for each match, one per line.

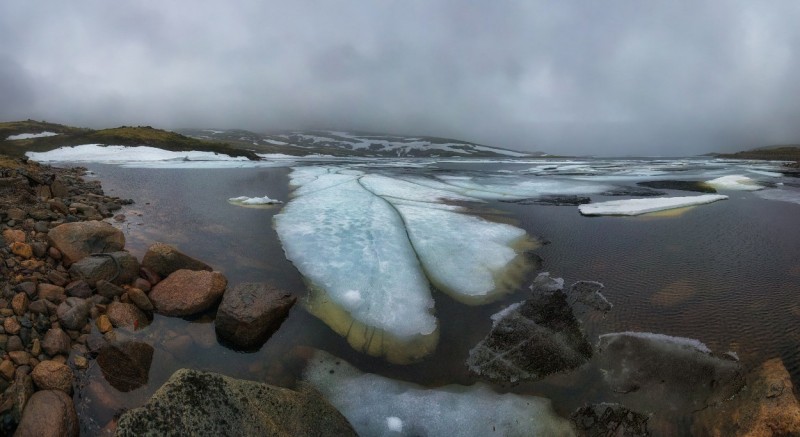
left=26, top=144, right=249, bottom=164
left=228, top=195, right=283, bottom=208
left=755, top=188, right=800, bottom=205
left=578, top=194, right=728, bottom=216
left=274, top=167, right=536, bottom=362
left=705, top=175, right=764, bottom=191
left=304, top=350, right=576, bottom=437
left=7, top=131, right=59, bottom=140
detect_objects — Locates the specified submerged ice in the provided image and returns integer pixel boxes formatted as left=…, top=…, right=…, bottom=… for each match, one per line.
left=304, top=350, right=576, bottom=437
left=274, top=166, right=537, bottom=362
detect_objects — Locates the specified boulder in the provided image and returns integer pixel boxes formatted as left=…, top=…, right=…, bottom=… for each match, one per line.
left=141, top=242, right=212, bottom=278
left=215, top=283, right=297, bottom=349
left=96, top=341, right=154, bottom=392
left=149, top=269, right=227, bottom=317
left=68, top=251, right=139, bottom=286
left=115, top=368, right=356, bottom=436
left=46, top=220, right=125, bottom=265
left=56, top=297, right=91, bottom=331
left=42, top=328, right=71, bottom=356
left=14, top=390, right=78, bottom=437
left=106, top=302, right=149, bottom=330
left=692, top=358, right=800, bottom=436
left=31, top=360, right=74, bottom=393
left=467, top=291, right=592, bottom=383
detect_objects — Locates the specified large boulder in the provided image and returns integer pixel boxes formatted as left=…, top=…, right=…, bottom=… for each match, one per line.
left=215, top=283, right=297, bottom=350
left=149, top=269, right=227, bottom=317
left=14, top=390, right=78, bottom=437
left=467, top=290, right=592, bottom=383
left=115, top=368, right=356, bottom=436
left=68, top=251, right=139, bottom=287
left=692, top=358, right=800, bottom=436
left=96, top=341, right=154, bottom=392
left=47, top=220, right=125, bottom=265
left=141, top=242, right=212, bottom=278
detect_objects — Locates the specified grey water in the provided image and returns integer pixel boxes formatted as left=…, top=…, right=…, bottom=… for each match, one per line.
left=76, top=159, right=800, bottom=435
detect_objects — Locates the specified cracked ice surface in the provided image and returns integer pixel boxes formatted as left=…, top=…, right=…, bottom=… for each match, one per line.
left=274, top=166, right=536, bottom=362
left=304, top=350, right=576, bottom=437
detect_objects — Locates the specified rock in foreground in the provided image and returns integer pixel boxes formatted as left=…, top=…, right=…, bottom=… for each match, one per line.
left=149, top=269, right=227, bottom=317
left=692, top=358, right=800, bottom=436
left=115, top=368, right=356, bottom=437
left=215, top=282, right=297, bottom=350
left=15, top=390, right=78, bottom=437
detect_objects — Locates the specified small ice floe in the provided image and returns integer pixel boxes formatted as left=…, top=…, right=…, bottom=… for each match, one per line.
left=227, top=195, right=283, bottom=208
left=304, top=350, right=575, bottom=437
left=578, top=194, right=728, bottom=216
left=705, top=174, right=764, bottom=191
left=755, top=188, right=800, bottom=205
left=6, top=131, right=59, bottom=140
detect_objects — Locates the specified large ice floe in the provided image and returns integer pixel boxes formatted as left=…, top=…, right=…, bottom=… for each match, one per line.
left=705, top=174, right=764, bottom=191
left=304, top=350, right=576, bottom=437
left=274, top=166, right=538, bottom=363
left=578, top=194, right=728, bottom=216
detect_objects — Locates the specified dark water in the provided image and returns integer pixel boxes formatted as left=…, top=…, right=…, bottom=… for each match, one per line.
left=76, top=162, right=800, bottom=435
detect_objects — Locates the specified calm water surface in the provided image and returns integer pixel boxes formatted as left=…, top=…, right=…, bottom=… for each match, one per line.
left=76, top=160, right=800, bottom=435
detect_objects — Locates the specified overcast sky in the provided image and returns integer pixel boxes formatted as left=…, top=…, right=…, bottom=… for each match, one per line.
left=2, top=1, right=800, bottom=156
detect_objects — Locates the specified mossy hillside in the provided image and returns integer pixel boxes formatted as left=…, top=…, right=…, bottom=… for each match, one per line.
left=713, top=145, right=800, bottom=162
left=1, top=120, right=261, bottom=160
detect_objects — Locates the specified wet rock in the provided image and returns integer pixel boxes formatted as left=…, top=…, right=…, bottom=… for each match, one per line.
left=106, top=302, right=149, bottom=330
left=56, top=297, right=91, bottom=331
left=571, top=403, right=651, bottom=437
left=149, top=269, right=227, bottom=317
left=215, top=283, right=297, bottom=350
left=637, top=180, right=717, bottom=193
left=10, top=242, right=33, bottom=259
left=95, top=315, right=113, bottom=333
left=31, top=360, right=74, bottom=393
left=115, top=368, right=356, bottom=437
left=37, top=284, right=66, bottom=304
left=500, top=195, right=592, bottom=206
left=95, top=279, right=125, bottom=300
left=96, top=341, right=154, bottom=392
left=42, top=328, right=72, bottom=356
left=596, top=332, right=744, bottom=413
left=467, top=291, right=592, bottom=383
left=141, top=242, right=213, bottom=278
left=127, top=287, right=153, bottom=312
left=568, top=280, right=613, bottom=313
left=64, top=280, right=92, bottom=298
left=46, top=220, right=125, bottom=265
left=692, top=358, right=800, bottom=436
left=15, top=389, right=78, bottom=437
left=68, top=251, right=139, bottom=287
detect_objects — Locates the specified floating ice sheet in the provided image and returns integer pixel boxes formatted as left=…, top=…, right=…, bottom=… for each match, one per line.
left=705, top=175, right=764, bottom=191
left=304, top=350, right=576, bottom=437
left=228, top=195, right=283, bottom=208
left=7, top=131, right=59, bottom=140
left=578, top=194, right=728, bottom=216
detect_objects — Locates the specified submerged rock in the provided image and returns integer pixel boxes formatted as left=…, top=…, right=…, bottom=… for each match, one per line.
left=141, top=242, right=212, bottom=278
left=46, top=220, right=125, bottom=265
left=215, top=282, right=296, bottom=350
left=692, top=358, right=800, bottom=437
left=467, top=291, right=592, bottom=383
left=68, top=251, right=139, bottom=286
left=96, top=341, right=154, bottom=392
left=568, top=281, right=613, bottom=313
left=115, top=368, right=356, bottom=437
left=305, top=350, right=575, bottom=437
left=571, top=403, right=651, bottom=437
left=596, top=332, right=744, bottom=413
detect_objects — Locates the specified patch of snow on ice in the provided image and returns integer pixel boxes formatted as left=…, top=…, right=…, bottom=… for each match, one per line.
left=385, top=417, right=403, bottom=432
left=705, top=175, right=764, bottom=191
left=578, top=194, right=728, bottom=216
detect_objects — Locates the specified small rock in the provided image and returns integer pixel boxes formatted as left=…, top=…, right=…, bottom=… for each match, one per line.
left=42, top=328, right=71, bottom=356
left=48, top=246, right=62, bottom=260
left=215, top=283, right=296, bottom=350
left=28, top=299, right=49, bottom=315
left=50, top=178, right=69, bottom=198
left=31, top=360, right=74, bottom=393
left=46, top=270, right=69, bottom=286
left=2, top=229, right=26, bottom=244
left=68, top=251, right=139, bottom=286
left=9, top=351, right=31, bottom=366
left=141, top=242, right=212, bottom=277
left=10, top=242, right=33, bottom=259
left=133, top=277, right=151, bottom=293
left=56, top=297, right=91, bottom=331
left=12, top=293, right=29, bottom=316
left=37, top=284, right=66, bottom=304
left=64, top=280, right=92, bottom=298
left=106, top=302, right=149, bottom=330
left=15, top=389, right=79, bottom=437
left=31, top=338, right=41, bottom=356
left=96, top=280, right=125, bottom=299
left=4, top=317, right=21, bottom=335
left=0, top=360, right=15, bottom=381
left=149, top=269, right=227, bottom=317
left=72, top=355, right=88, bottom=369
left=6, top=335, right=24, bottom=352
left=139, top=267, right=161, bottom=285
left=127, top=287, right=153, bottom=312
left=7, top=208, right=26, bottom=221
left=30, top=242, right=48, bottom=258
left=96, top=315, right=113, bottom=333
left=34, top=221, right=50, bottom=233
left=13, top=282, right=37, bottom=298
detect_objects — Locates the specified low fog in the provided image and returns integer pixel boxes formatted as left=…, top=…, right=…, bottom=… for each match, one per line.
left=2, top=1, right=800, bottom=156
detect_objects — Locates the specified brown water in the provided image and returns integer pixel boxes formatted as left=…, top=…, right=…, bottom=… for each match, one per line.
left=76, top=162, right=800, bottom=435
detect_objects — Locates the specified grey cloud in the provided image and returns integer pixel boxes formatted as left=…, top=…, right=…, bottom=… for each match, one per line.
left=2, top=1, right=800, bottom=155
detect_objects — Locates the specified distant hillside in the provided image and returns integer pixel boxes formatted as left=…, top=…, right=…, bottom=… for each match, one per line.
left=178, top=128, right=537, bottom=158
left=1, top=121, right=260, bottom=160
left=711, top=145, right=800, bottom=163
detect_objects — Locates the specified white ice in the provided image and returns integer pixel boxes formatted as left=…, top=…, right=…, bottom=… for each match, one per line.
left=598, top=331, right=711, bottom=354
left=578, top=194, right=728, bottom=216
left=228, top=195, right=282, bottom=205
left=6, top=131, right=59, bottom=140
left=26, top=144, right=249, bottom=163
left=360, top=174, right=477, bottom=204
left=304, top=350, right=576, bottom=437
left=705, top=175, right=764, bottom=191
left=755, top=188, right=800, bottom=205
